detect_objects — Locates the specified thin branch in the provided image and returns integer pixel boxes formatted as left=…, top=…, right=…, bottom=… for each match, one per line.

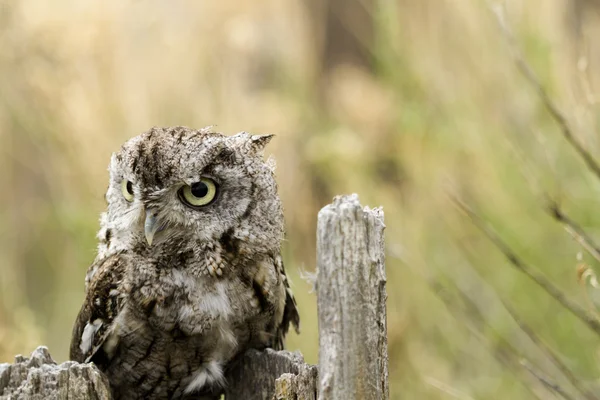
left=428, top=277, right=569, bottom=400
left=520, top=360, right=575, bottom=400
left=488, top=3, right=600, bottom=181
left=446, top=231, right=596, bottom=399
left=444, top=250, right=596, bottom=400
left=450, top=195, right=600, bottom=337
left=451, top=282, right=575, bottom=400
left=427, top=279, right=544, bottom=400
left=499, top=297, right=597, bottom=400
left=546, top=199, right=600, bottom=264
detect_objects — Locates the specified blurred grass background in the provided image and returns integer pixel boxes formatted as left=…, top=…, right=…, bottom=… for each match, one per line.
left=3, top=0, right=600, bottom=398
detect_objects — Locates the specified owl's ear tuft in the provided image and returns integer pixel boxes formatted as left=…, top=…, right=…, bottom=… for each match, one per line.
left=228, top=132, right=275, bottom=155
left=249, top=134, right=274, bottom=152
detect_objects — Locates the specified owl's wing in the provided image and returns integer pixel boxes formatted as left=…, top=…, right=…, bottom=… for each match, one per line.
left=274, top=257, right=300, bottom=350
left=70, top=253, right=126, bottom=364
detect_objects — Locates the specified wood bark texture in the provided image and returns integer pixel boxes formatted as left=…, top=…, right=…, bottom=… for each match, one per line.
left=224, top=349, right=318, bottom=400
left=316, top=194, right=389, bottom=400
left=0, top=347, right=317, bottom=400
left=0, top=346, right=111, bottom=400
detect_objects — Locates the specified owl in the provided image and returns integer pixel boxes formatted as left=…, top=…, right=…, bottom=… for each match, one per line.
left=70, top=126, right=300, bottom=399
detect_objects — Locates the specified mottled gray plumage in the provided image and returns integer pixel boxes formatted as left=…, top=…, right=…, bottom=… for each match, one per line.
left=70, top=126, right=300, bottom=399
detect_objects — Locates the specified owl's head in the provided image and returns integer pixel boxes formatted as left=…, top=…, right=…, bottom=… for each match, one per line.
left=98, top=126, right=283, bottom=261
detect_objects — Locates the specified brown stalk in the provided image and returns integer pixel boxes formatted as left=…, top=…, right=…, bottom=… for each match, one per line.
left=450, top=195, right=600, bottom=337
left=488, top=4, right=600, bottom=181
left=546, top=199, right=600, bottom=264
left=499, top=297, right=597, bottom=400
left=428, top=277, right=572, bottom=400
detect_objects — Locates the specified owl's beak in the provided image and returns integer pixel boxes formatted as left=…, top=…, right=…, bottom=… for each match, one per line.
left=144, top=211, right=161, bottom=246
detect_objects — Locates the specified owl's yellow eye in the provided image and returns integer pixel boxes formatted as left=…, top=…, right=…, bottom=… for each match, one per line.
left=179, top=178, right=218, bottom=207
left=121, top=180, right=134, bottom=202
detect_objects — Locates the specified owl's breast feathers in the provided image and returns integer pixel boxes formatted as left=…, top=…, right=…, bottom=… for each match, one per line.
left=69, top=251, right=300, bottom=387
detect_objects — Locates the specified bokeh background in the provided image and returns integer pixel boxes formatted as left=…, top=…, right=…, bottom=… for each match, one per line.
left=3, top=0, right=600, bottom=398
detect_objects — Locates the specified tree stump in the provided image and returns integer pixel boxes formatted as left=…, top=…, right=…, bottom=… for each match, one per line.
left=0, top=346, right=111, bottom=400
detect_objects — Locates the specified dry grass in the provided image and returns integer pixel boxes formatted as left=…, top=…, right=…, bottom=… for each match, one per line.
left=3, top=0, right=600, bottom=398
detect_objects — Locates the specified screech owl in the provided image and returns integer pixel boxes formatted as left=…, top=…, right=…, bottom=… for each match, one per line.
left=70, top=126, right=300, bottom=399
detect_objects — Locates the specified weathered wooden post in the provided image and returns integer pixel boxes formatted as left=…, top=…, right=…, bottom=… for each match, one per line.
left=316, top=194, right=389, bottom=400
left=224, top=349, right=318, bottom=400
left=0, top=347, right=111, bottom=399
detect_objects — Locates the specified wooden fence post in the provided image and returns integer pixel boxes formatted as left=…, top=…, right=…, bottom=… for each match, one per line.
left=316, top=194, right=389, bottom=400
